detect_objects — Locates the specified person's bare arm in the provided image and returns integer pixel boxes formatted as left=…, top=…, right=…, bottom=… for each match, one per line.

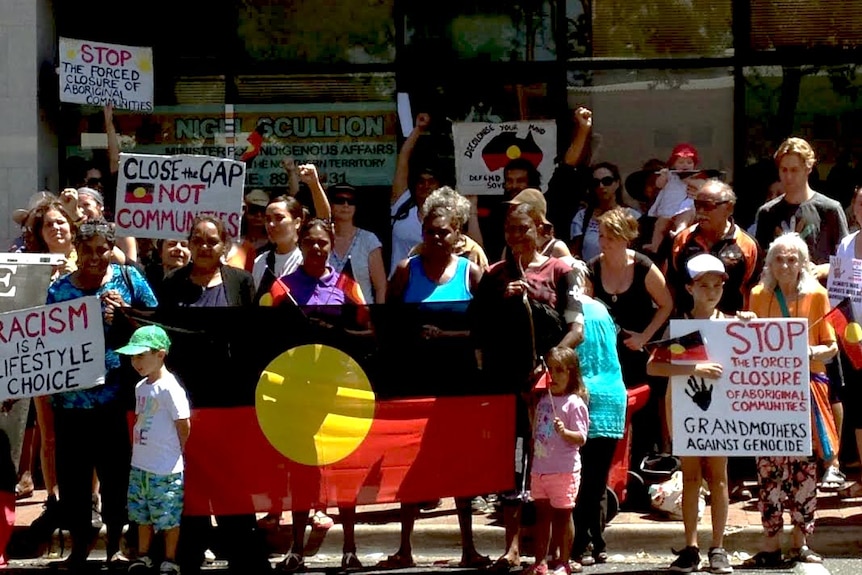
left=392, top=113, right=430, bottom=204
left=116, top=236, right=138, bottom=263
left=465, top=195, right=484, bottom=248
left=647, top=360, right=723, bottom=379
left=298, top=163, right=331, bottom=220
left=175, top=418, right=191, bottom=452
left=562, top=107, right=592, bottom=167
left=105, top=104, right=120, bottom=174
left=368, top=247, right=388, bottom=303
left=622, top=262, right=673, bottom=350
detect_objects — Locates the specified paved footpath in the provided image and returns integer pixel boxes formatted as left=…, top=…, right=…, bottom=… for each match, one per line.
left=7, top=482, right=862, bottom=571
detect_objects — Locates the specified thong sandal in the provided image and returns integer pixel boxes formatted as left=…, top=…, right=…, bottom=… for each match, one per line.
left=458, top=554, right=492, bottom=568
left=375, top=553, right=416, bottom=569
left=837, top=481, right=862, bottom=499
left=489, top=555, right=520, bottom=572
left=742, top=550, right=783, bottom=568
left=789, top=546, right=823, bottom=564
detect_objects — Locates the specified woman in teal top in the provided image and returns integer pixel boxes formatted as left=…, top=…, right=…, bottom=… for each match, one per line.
left=381, top=187, right=487, bottom=569
left=570, top=265, right=627, bottom=566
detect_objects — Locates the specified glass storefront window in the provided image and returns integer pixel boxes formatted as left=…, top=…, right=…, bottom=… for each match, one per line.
left=742, top=64, right=862, bottom=217
left=751, top=1, right=862, bottom=50
left=567, top=0, right=733, bottom=59
left=567, top=67, right=734, bottom=202
left=237, top=0, right=396, bottom=64
left=404, top=1, right=557, bottom=62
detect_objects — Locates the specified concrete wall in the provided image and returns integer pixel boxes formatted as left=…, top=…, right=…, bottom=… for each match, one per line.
left=0, top=0, right=57, bottom=248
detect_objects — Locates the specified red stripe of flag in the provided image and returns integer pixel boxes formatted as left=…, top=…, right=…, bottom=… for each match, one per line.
left=825, top=297, right=862, bottom=370
left=182, top=396, right=514, bottom=516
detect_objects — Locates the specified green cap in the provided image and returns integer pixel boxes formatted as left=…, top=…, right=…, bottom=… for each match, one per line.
left=116, top=325, right=171, bottom=355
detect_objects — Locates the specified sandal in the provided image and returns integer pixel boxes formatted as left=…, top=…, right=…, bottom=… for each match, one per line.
left=742, top=549, right=783, bottom=568
left=490, top=555, right=520, bottom=572
left=375, top=552, right=416, bottom=569
left=837, top=481, right=862, bottom=499
left=341, top=551, right=362, bottom=571
left=788, top=546, right=823, bottom=563
left=277, top=552, right=305, bottom=573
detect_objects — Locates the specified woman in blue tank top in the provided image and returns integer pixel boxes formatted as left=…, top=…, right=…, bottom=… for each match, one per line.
left=381, top=187, right=487, bottom=569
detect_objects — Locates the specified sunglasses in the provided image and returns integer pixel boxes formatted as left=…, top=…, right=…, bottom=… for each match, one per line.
left=694, top=199, right=731, bottom=211
left=332, top=196, right=356, bottom=206
left=246, top=205, right=266, bottom=215
left=592, top=176, right=616, bottom=187
left=86, top=177, right=102, bottom=187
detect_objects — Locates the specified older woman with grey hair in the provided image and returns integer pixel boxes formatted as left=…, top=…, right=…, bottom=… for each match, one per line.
left=408, top=186, right=489, bottom=269
left=745, top=232, right=837, bottom=567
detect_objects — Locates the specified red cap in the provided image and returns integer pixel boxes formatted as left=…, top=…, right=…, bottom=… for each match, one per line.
left=668, top=143, right=699, bottom=168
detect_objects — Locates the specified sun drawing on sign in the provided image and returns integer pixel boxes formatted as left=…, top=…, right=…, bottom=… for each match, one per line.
left=255, top=344, right=376, bottom=466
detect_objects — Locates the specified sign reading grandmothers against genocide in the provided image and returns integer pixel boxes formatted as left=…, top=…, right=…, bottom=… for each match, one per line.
left=828, top=255, right=862, bottom=317
left=452, top=121, right=557, bottom=195
left=59, top=38, right=153, bottom=112
left=670, top=318, right=811, bottom=456
left=115, top=153, right=245, bottom=240
left=0, top=297, right=105, bottom=402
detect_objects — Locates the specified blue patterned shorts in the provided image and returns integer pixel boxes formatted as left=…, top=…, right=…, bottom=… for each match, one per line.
left=128, top=467, right=184, bottom=531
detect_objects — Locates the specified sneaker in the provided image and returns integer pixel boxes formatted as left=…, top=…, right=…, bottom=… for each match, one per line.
left=707, top=547, right=733, bottom=574
left=203, top=549, right=216, bottom=564
left=91, top=493, right=103, bottom=530
left=311, top=510, right=334, bottom=530
left=669, top=546, right=701, bottom=573
left=159, top=560, right=180, bottom=575
left=128, top=556, right=153, bottom=573
left=471, top=496, right=492, bottom=514
left=821, top=465, right=845, bottom=489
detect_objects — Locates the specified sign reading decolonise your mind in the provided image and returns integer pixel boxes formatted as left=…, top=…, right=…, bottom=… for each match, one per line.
left=0, top=297, right=105, bottom=402
left=452, top=121, right=557, bottom=196
left=59, top=38, right=153, bottom=112
left=670, top=318, right=811, bottom=457
left=115, top=153, right=245, bottom=240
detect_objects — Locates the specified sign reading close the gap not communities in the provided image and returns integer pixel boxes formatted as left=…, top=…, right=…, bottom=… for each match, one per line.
left=59, top=37, right=153, bottom=112
left=0, top=297, right=105, bottom=402
left=670, top=318, right=811, bottom=457
left=115, top=153, right=245, bottom=240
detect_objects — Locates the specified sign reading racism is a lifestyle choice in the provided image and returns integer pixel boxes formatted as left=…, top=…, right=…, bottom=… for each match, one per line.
left=452, top=121, right=557, bottom=196
left=115, top=153, right=245, bottom=240
left=670, top=318, right=811, bottom=457
left=0, top=297, right=105, bottom=402
left=59, top=38, right=153, bottom=112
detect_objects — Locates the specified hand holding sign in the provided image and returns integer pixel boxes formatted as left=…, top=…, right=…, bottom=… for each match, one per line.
left=685, top=375, right=713, bottom=412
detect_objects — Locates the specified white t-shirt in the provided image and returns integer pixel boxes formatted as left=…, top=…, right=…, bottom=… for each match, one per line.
left=571, top=206, right=642, bottom=261
left=648, top=172, right=694, bottom=218
left=132, top=371, right=191, bottom=475
left=390, top=190, right=422, bottom=275
left=330, top=228, right=383, bottom=303
left=252, top=246, right=303, bottom=289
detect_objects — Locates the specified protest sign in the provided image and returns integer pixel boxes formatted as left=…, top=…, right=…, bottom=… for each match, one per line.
left=0, top=254, right=64, bottom=313
left=452, top=121, right=557, bottom=195
left=828, top=254, right=862, bottom=319
left=59, top=38, right=153, bottom=112
left=115, top=153, right=245, bottom=240
left=0, top=297, right=105, bottom=402
left=670, top=318, right=811, bottom=457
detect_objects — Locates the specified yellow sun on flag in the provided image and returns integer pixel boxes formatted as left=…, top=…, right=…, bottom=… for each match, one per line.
left=845, top=322, right=862, bottom=344
left=669, top=343, right=686, bottom=355
left=133, top=187, right=147, bottom=199
left=255, top=344, right=376, bottom=466
left=137, top=57, right=152, bottom=74
left=506, top=146, right=522, bottom=160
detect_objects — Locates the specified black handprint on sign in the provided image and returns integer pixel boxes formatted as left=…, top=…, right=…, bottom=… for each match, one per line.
left=686, top=375, right=713, bottom=411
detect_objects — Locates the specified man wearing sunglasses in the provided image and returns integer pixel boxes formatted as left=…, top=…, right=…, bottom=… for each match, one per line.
left=666, top=179, right=761, bottom=317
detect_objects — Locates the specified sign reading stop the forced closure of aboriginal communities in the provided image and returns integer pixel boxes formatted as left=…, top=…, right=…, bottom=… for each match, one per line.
left=0, top=297, right=105, bottom=402
left=59, top=38, right=153, bottom=112
left=115, top=153, right=245, bottom=240
left=670, top=318, right=811, bottom=457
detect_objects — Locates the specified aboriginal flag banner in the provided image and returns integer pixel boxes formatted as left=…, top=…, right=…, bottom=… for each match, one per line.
left=119, top=302, right=513, bottom=516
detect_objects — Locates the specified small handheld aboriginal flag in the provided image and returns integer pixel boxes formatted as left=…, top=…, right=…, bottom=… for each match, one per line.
left=645, top=330, right=709, bottom=364
left=824, top=297, right=862, bottom=370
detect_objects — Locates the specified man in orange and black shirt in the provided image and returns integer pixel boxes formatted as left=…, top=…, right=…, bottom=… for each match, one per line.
left=667, top=179, right=762, bottom=315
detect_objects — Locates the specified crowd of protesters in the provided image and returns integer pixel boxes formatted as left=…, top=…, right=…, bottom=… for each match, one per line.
left=3, top=103, right=862, bottom=575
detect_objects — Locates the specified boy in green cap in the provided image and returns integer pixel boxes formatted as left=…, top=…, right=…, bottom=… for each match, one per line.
left=116, top=325, right=190, bottom=575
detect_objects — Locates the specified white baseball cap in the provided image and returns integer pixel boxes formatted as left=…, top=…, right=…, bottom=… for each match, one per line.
left=686, top=253, right=728, bottom=281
